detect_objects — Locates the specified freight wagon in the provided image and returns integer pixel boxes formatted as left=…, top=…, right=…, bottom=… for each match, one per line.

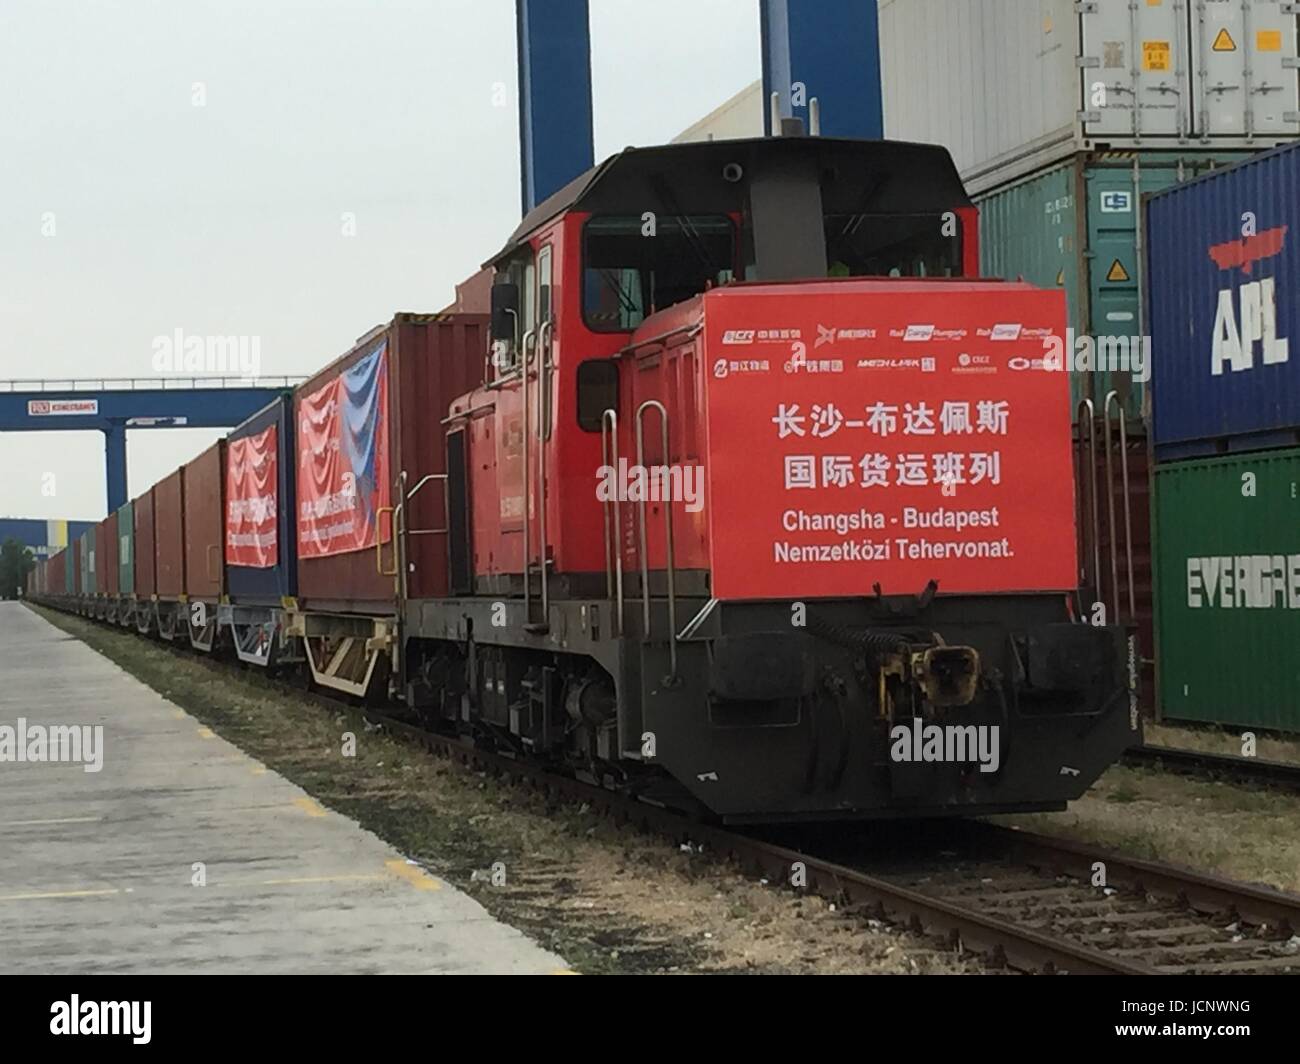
left=134, top=488, right=157, bottom=634
left=181, top=442, right=226, bottom=651
left=116, top=500, right=135, bottom=628
left=283, top=313, right=487, bottom=694
left=1153, top=448, right=1300, bottom=731
left=153, top=469, right=186, bottom=639
left=78, top=527, right=94, bottom=614
left=222, top=394, right=299, bottom=667
left=1147, top=140, right=1300, bottom=459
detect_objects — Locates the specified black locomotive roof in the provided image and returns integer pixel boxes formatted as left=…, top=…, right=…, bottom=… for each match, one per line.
left=486, top=137, right=972, bottom=266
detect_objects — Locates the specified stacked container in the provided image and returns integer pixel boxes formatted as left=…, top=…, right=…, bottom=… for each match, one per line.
left=1145, top=141, right=1300, bottom=731
left=879, top=0, right=1299, bottom=195
left=878, top=0, right=1299, bottom=713
left=878, top=0, right=1298, bottom=414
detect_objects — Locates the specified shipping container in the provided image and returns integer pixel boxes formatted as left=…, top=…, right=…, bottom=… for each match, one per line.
left=225, top=394, right=296, bottom=605
left=294, top=313, right=487, bottom=612
left=978, top=150, right=1248, bottom=421
left=48, top=549, right=65, bottom=599
left=154, top=469, right=186, bottom=598
left=135, top=488, right=157, bottom=598
left=116, top=500, right=134, bottom=598
left=1153, top=448, right=1300, bottom=731
left=66, top=538, right=77, bottom=595
left=1146, top=140, right=1300, bottom=459
left=96, top=514, right=119, bottom=597
left=879, top=0, right=1299, bottom=194
left=182, top=442, right=226, bottom=601
left=79, top=529, right=93, bottom=596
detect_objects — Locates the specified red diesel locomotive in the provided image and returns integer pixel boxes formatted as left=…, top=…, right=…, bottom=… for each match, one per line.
left=35, top=136, right=1139, bottom=823
left=398, top=136, right=1139, bottom=821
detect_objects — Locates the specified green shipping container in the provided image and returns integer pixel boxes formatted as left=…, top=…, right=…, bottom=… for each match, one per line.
left=976, top=152, right=1248, bottom=424
left=1154, top=448, right=1300, bottom=732
left=82, top=529, right=96, bottom=595
left=117, top=500, right=134, bottom=597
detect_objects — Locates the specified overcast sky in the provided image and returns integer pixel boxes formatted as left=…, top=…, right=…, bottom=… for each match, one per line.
left=0, top=0, right=760, bottom=521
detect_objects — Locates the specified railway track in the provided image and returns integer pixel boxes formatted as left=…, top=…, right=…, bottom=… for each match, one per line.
left=361, top=707, right=1300, bottom=974
left=39, top=606, right=1300, bottom=976
left=1124, top=743, right=1300, bottom=794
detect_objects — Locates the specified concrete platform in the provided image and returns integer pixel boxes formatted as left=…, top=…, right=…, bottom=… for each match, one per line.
left=0, top=602, right=569, bottom=974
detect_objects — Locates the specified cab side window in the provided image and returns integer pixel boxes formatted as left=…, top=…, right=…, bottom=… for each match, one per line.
left=497, top=248, right=536, bottom=373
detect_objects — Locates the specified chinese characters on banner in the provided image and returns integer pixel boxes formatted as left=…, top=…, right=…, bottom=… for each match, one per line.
left=702, top=284, right=1078, bottom=600
left=297, top=343, right=391, bottom=559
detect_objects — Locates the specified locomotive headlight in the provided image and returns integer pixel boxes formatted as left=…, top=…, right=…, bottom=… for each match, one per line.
left=721, top=162, right=744, bottom=183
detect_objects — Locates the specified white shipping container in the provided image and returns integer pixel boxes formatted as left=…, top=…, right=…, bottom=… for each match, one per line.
left=879, top=0, right=1299, bottom=193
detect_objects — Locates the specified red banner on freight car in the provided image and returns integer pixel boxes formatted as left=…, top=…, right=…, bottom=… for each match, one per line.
left=297, top=343, right=391, bottom=559
left=701, top=281, right=1078, bottom=601
left=225, top=424, right=278, bottom=568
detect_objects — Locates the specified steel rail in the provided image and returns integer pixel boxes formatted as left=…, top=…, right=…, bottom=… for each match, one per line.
left=974, top=822, right=1300, bottom=935
left=1124, top=743, right=1300, bottom=795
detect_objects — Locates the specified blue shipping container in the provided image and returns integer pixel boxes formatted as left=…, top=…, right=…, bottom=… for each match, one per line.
left=225, top=393, right=297, bottom=604
left=0, top=517, right=95, bottom=558
left=1147, top=142, right=1300, bottom=460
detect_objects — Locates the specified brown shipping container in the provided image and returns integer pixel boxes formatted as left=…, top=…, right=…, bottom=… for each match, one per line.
left=97, top=514, right=120, bottom=596
left=50, top=549, right=65, bottom=596
left=295, top=312, right=487, bottom=612
left=135, top=488, right=157, bottom=597
left=154, top=469, right=186, bottom=598
left=70, top=537, right=81, bottom=595
left=183, top=441, right=226, bottom=599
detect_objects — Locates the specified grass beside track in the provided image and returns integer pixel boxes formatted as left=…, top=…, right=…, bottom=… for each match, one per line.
left=996, top=758, right=1300, bottom=894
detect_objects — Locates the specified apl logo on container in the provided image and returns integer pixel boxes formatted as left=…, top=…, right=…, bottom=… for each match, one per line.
left=1208, top=222, right=1289, bottom=376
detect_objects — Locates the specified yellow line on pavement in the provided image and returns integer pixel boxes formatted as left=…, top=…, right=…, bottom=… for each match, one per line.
left=0, top=888, right=120, bottom=902
left=292, top=797, right=327, bottom=818
left=0, top=817, right=102, bottom=827
left=261, top=874, right=385, bottom=887
left=384, top=860, right=442, bottom=891
left=197, top=727, right=215, bottom=739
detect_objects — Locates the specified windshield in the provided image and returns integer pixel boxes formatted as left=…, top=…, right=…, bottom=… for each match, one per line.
left=583, top=215, right=736, bottom=332
left=822, top=212, right=962, bottom=278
